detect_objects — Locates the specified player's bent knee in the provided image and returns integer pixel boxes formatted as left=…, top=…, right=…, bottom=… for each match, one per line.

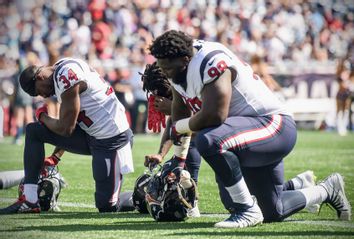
left=98, top=204, right=119, bottom=213
left=261, top=200, right=285, bottom=223
left=25, top=122, right=41, bottom=136
left=264, top=214, right=284, bottom=223
left=263, top=211, right=284, bottom=223
left=95, top=191, right=118, bottom=212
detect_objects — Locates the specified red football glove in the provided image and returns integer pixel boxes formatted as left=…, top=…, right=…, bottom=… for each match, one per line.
left=147, top=95, right=166, bottom=133
left=35, top=104, right=48, bottom=124
left=40, top=155, right=60, bottom=177
left=44, top=155, right=60, bottom=167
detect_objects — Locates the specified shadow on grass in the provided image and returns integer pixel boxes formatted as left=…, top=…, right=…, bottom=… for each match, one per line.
left=1, top=211, right=214, bottom=231
left=170, top=231, right=354, bottom=237
left=2, top=212, right=353, bottom=237
left=35, top=211, right=150, bottom=220
left=3, top=220, right=214, bottom=232
left=3, top=222, right=354, bottom=237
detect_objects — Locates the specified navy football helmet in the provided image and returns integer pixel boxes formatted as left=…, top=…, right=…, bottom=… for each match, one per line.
left=145, top=167, right=198, bottom=221
left=132, top=173, right=151, bottom=214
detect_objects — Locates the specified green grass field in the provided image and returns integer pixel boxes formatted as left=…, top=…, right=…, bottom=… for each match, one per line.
left=0, top=131, right=353, bottom=239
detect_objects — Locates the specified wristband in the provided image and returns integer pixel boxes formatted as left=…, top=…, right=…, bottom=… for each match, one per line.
left=174, top=136, right=191, bottom=159
left=175, top=117, right=192, bottom=134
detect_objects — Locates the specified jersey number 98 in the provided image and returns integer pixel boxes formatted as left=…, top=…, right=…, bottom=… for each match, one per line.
left=207, top=60, right=228, bottom=78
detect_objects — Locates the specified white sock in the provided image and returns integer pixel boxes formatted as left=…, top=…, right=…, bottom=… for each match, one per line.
left=299, top=185, right=328, bottom=207
left=24, top=184, right=38, bottom=203
left=225, top=177, right=254, bottom=206
left=290, top=171, right=314, bottom=190
left=291, top=177, right=303, bottom=190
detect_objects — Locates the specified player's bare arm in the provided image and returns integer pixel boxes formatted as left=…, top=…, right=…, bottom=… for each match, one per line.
left=52, top=147, right=65, bottom=158
left=189, top=69, right=232, bottom=131
left=171, top=87, right=192, bottom=122
left=144, top=117, right=173, bottom=167
left=40, top=82, right=86, bottom=137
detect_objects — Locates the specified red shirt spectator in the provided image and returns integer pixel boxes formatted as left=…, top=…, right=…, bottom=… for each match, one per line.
left=88, top=0, right=106, bottom=21
left=91, top=21, right=112, bottom=59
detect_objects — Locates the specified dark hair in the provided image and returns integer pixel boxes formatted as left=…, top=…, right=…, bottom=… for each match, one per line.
left=141, top=62, right=172, bottom=99
left=149, top=30, right=193, bottom=59
left=19, top=65, right=40, bottom=96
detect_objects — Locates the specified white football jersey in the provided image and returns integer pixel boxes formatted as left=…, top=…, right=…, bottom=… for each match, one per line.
left=53, top=58, right=129, bottom=139
left=172, top=40, right=290, bottom=117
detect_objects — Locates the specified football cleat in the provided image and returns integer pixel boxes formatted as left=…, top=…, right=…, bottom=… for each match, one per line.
left=319, top=173, right=351, bottom=220
left=214, top=197, right=263, bottom=228
left=18, top=166, right=63, bottom=212
left=295, top=170, right=320, bottom=213
left=0, top=195, right=40, bottom=214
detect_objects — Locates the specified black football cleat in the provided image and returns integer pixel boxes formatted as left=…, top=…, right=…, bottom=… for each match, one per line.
left=0, top=195, right=40, bottom=214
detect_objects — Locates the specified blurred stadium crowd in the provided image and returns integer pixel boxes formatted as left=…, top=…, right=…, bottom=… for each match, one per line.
left=0, top=0, right=353, bottom=142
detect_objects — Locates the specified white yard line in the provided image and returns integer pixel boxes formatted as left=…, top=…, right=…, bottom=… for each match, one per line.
left=1, top=198, right=353, bottom=229
left=0, top=198, right=96, bottom=208
left=201, top=214, right=354, bottom=229
left=290, top=220, right=354, bottom=229
left=202, top=213, right=354, bottom=229
left=59, top=201, right=95, bottom=208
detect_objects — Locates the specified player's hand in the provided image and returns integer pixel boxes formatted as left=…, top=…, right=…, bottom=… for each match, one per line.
left=153, top=96, right=172, bottom=115
left=160, top=155, right=185, bottom=179
left=44, top=155, right=60, bottom=167
left=144, top=154, right=163, bottom=168
left=40, top=155, right=60, bottom=177
left=35, top=104, right=48, bottom=124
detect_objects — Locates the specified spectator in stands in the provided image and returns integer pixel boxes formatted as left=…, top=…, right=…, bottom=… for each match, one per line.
left=129, top=49, right=148, bottom=134
left=12, top=53, right=38, bottom=145
left=0, top=0, right=353, bottom=135
left=0, top=105, right=3, bottom=140
left=91, top=19, right=112, bottom=59
left=110, top=66, right=134, bottom=126
left=250, top=54, right=282, bottom=92
left=44, top=45, right=60, bottom=119
left=336, top=58, right=353, bottom=136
